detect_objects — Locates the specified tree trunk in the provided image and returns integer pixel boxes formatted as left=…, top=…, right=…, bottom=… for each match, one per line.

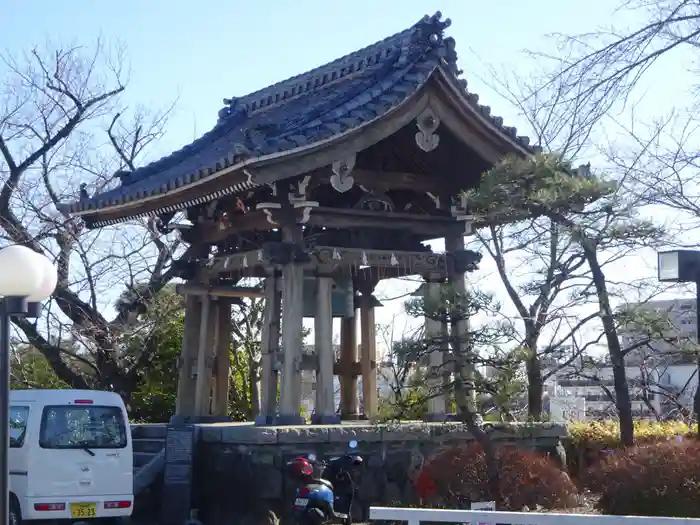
left=583, top=242, right=634, bottom=446
left=526, top=351, right=543, bottom=420
left=454, top=357, right=501, bottom=503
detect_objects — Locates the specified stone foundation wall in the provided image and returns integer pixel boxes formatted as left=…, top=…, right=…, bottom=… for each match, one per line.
left=192, top=422, right=567, bottom=524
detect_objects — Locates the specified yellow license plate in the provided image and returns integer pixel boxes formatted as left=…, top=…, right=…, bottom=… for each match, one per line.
left=70, top=503, right=97, bottom=518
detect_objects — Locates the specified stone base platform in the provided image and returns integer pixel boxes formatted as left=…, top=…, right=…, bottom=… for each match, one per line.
left=187, top=421, right=567, bottom=524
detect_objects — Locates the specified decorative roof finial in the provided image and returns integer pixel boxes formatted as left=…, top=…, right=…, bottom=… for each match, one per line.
left=216, top=96, right=246, bottom=125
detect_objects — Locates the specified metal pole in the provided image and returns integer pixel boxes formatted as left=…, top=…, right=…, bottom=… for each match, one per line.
left=0, top=298, right=10, bottom=525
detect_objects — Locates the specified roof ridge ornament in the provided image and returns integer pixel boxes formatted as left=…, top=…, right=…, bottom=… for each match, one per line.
left=217, top=96, right=248, bottom=124
left=415, top=107, right=440, bottom=152
left=397, top=12, right=453, bottom=69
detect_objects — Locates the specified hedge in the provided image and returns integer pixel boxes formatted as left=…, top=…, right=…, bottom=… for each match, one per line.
left=568, top=420, right=694, bottom=448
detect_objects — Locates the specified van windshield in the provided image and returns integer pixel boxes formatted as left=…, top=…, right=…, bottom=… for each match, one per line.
left=39, top=405, right=127, bottom=449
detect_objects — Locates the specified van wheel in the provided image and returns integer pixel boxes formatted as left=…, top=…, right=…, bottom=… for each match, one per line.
left=9, top=499, right=21, bottom=525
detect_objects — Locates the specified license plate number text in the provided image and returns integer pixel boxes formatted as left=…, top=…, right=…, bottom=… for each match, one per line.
left=70, top=503, right=97, bottom=518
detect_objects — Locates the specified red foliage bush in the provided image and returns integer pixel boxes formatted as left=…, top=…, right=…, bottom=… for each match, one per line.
left=584, top=438, right=700, bottom=517
left=414, top=442, right=578, bottom=511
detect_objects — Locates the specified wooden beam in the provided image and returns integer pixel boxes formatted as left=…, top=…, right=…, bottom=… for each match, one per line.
left=194, top=206, right=466, bottom=245
left=316, top=169, right=441, bottom=193
left=276, top=352, right=362, bottom=376
left=205, top=246, right=449, bottom=275
left=305, top=208, right=466, bottom=237
left=176, top=282, right=264, bottom=298
left=189, top=208, right=305, bottom=244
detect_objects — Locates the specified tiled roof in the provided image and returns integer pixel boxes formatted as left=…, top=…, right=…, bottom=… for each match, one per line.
left=61, top=12, right=534, bottom=221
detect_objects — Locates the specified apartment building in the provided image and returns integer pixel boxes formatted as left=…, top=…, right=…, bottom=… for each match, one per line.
left=545, top=298, right=699, bottom=419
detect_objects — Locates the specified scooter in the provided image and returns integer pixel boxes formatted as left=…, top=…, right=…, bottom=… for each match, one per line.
left=286, top=439, right=363, bottom=525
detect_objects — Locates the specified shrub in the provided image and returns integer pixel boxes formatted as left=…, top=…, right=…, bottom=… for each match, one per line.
left=584, top=438, right=700, bottom=517
left=569, top=420, right=693, bottom=449
left=566, top=420, right=694, bottom=477
left=414, top=442, right=578, bottom=511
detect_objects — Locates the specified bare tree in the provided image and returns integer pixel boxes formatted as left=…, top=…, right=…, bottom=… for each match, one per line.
left=0, top=41, right=182, bottom=400
left=473, top=218, right=597, bottom=419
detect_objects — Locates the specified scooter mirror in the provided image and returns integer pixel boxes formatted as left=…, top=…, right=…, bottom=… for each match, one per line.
left=308, top=453, right=317, bottom=461
left=348, top=439, right=358, bottom=449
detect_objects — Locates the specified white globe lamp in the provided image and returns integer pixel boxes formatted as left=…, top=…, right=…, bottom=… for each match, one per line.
left=26, top=250, right=58, bottom=302
left=0, top=245, right=46, bottom=299
left=0, top=245, right=57, bottom=525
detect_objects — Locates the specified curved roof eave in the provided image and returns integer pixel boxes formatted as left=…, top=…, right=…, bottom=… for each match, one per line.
left=430, top=66, right=537, bottom=158
left=70, top=87, right=433, bottom=225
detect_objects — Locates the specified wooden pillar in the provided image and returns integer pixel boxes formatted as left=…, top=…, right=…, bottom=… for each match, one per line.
left=424, top=277, right=447, bottom=420
left=360, top=294, right=378, bottom=420
left=213, top=298, right=232, bottom=418
left=339, top=313, right=359, bottom=419
left=276, top=263, right=305, bottom=425
left=446, top=233, right=476, bottom=412
left=312, top=276, right=339, bottom=424
left=175, top=294, right=201, bottom=417
left=257, top=276, right=281, bottom=425
left=194, top=296, right=215, bottom=416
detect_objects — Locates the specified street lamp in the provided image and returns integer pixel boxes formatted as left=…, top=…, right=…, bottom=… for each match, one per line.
left=0, top=245, right=57, bottom=525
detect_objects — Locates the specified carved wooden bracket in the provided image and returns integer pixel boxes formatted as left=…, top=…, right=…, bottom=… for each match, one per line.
left=292, top=200, right=319, bottom=224
left=288, top=175, right=312, bottom=204
left=331, top=154, right=356, bottom=193
left=415, top=107, right=440, bottom=152
left=256, top=202, right=282, bottom=225
left=426, top=192, right=440, bottom=208
left=450, top=193, right=468, bottom=216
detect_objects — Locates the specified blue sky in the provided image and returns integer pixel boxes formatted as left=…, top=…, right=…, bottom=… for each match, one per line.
left=1, top=1, right=693, bottom=346
left=1, top=0, right=630, bottom=160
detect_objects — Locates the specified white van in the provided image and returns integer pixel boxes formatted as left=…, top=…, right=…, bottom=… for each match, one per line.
left=9, top=389, right=134, bottom=524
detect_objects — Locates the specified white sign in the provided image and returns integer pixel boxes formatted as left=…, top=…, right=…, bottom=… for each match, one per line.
left=470, top=501, right=495, bottom=511
left=550, top=396, right=586, bottom=422
left=470, top=501, right=496, bottom=525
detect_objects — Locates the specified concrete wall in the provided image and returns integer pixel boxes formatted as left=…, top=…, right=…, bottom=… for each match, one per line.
left=192, top=422, right=567, bottom=523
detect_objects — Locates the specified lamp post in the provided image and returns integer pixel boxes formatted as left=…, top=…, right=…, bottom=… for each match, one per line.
left=0, top=246, right=57, bottom=525
left=657, top=250, right=700, bottom=434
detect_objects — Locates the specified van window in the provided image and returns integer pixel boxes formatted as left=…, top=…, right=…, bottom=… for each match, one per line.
left=10, top=406, right=29, bottom=448
left=39, top=405, right=127, bottom=449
